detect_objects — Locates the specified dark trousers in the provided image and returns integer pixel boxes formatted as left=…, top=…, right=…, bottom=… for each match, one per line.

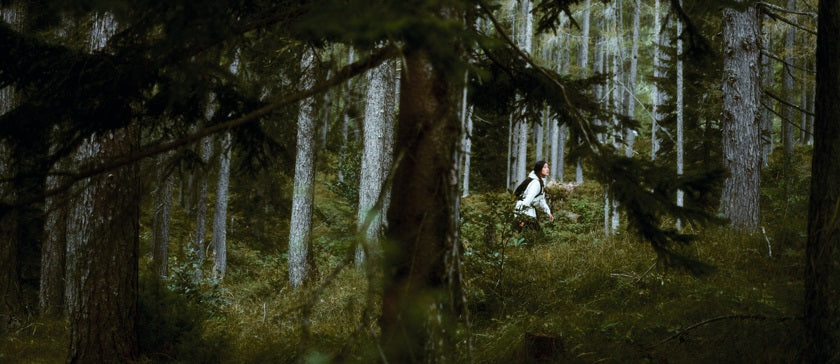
left=513, top=215, right=540, bottom=232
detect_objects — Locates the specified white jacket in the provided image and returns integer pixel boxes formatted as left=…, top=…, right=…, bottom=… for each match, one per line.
left=514, top=171, right=551, bottom=218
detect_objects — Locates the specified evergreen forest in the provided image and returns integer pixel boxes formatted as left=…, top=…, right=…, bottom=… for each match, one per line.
left=1, top=0, right=840, bottom=362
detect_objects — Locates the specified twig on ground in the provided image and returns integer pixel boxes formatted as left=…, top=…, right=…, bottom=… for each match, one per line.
left=648, top=314, right=801, bottom=349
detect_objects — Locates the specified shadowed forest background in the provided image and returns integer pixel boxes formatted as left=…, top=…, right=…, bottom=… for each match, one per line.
left=1, top=0, right=839, bottom=363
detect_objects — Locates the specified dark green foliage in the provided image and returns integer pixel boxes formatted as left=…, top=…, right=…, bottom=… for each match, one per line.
left=761, top=144, right=811, bottom=250
left=460, top=189, right=804, bottom=363
left=327, top=140, right=362, bottom=212
left=137, top=268, right=231, bottom=363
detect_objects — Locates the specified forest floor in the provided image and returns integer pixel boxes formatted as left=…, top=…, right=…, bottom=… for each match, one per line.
left=0, top=154, right=810, bottom=363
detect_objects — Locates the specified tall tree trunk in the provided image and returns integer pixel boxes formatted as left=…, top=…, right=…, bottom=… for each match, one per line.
left=514, top=0, right=532, bottom=184
left=381, top=41, right=462, bottom=364
left=193, top=133, right=213, bottom=279
left=338, top=47, right=354, bottom=183
left=535, top=119, right=543, bottom=161
left=152, top=154, right=173, bottom=279
left=676, top=0, right=685, bottom=230
left=607, top=1, right=621, bottom=234
left=760, top=14, right=775, bottom=166
left=67, top=128, right=140, bottom=363
left=288, top=47, right=317, bottom=289
left=210, top=54, right=241, bottom=281
left=808, top=59, right=817, bottom=144
left=463, top=105, right=473, bottom=196
left=65, top=15, right=140, bottom=362
left=721, top=2, right=761, bottom=230
left=516, top=112, right=528, bottom=180
left=799, top=54, right=809, bottom=143
left=506, top=114, right=513, bottom=189
left=651, top=0, right=662, bottom=161
left=807, top=61, right=815, bottom=145
left=461, top=70, right=473, bottom=197
left=211, top=132, right=231, bottom=280
left=40, top=152, right=67, bottom=316
left=557, top=124, right=567, bottom=182
left=625, top=0, right=640, bottom=158
left=355, top=57, right=397, bottom=267
left=804, top=1, right=840, bottom=360
left=321, top=68, right=332, bottom=148
left=781, top=0, right=796, bottom=159
left=577, top=0, right=591, bottom=72
left=0, top=2, right=28, bottom=331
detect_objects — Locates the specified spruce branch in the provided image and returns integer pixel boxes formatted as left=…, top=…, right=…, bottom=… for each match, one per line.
left=6, top=43, right=399, bottom=208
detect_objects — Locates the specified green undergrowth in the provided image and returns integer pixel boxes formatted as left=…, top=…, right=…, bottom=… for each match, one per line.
left=459, top=180, right=805, bottom=363
left=0, top=159, right=809, bottom=362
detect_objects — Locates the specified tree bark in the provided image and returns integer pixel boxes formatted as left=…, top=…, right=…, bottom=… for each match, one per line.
left=355, top=57, right=397, bottom=267
left=211, top=132, right=231, bottom=280
left=194, top=133, right=213, bottom=279
left=152, top=153, right=174, bottom=279
left=676, top=0, right=684, bottom=230
left=381, top=40, right=462, bottom=363
left=781, top=0, right=796, bottom=159
left=40, top=155, right=67, bottom=316
left=804, top=1, right=840, bottom=360
left=760, top=13, right=775, bottom=166
left=288, top=47, right=317, bottom=289
left=651, top=0, right=662, bottom=161
left=338, top=47, right=354, bottom=183
left=625, top=0, right=641, bottom=158
left=65, top=14, right=140, bottom=362
left=66, top=127, right=140, bottom=363
left=721, top=2, right=761, bottom=230
left=462, top=105, right=473, bottom=196
left=0, top=2, right=27, bottom=332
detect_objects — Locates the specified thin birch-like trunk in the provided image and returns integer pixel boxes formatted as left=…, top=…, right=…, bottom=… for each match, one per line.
left=609, top=1, right=622, bottom=233
left=514, top=0, right=532, bottom=184
left=625, top=0, right=640, bottom=158
left=506, top=114, right=513, bottom=189
left=463, top=106, right=473, bottom=196
left=676, top=0, right=685, bottom=230
left=211, top=54, right=240, bottom=281
left=535, top=120, right=543, bottom=161
left=651, top=0, right=662, bottom=161
left=782, top=0, right=796, bottom=159
left=800, top=64, right=808, bottom=143
left=576, top=1, right=590, bottom=185
left=517, top=115, right=528, bottom=181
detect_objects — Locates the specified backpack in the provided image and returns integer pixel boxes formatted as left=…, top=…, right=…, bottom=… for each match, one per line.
left=513, top=177, right=543, bottom=200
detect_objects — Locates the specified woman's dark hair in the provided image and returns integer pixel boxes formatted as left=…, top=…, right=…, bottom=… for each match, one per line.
left=533, top=160, right=548, bottom=179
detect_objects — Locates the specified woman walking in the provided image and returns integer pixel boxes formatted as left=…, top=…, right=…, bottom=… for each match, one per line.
left=514, top=160, right=555, bottom=230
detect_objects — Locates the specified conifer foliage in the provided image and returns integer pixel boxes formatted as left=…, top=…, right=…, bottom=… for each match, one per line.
left=2, top=0, right=824, bottom=361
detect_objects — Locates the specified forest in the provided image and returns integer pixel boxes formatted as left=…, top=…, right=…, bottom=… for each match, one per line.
left=1, top=0, right=839, bottom=362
